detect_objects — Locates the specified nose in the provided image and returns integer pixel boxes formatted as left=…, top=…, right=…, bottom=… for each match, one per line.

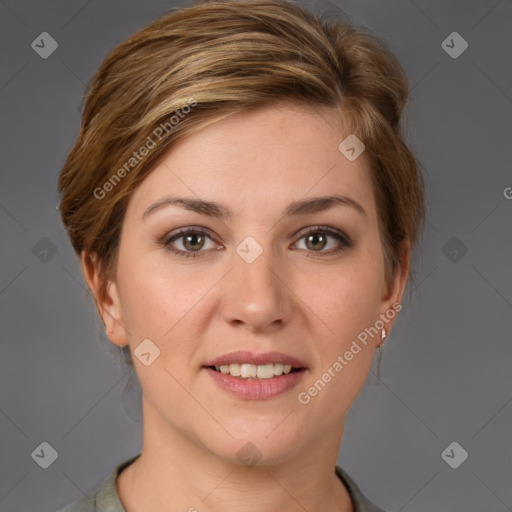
left=220, top=245, right=294, bottom=334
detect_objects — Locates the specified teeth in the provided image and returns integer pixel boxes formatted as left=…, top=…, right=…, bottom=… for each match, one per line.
left=241, top=363, right=257, bottom=378
left=273, top=363, right=283, bottom=376
left=257, top=364, right=274, bottom=379
left=228, top=363, right=241, bottom=376
left=213, top=363, right=295, bottom=379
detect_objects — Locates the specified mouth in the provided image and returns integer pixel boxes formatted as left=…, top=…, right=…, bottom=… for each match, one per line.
left=202, top=351, right=308, bottom=400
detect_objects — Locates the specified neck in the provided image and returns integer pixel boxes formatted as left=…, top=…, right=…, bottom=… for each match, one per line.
left=117, top=401, right=353, bottom=512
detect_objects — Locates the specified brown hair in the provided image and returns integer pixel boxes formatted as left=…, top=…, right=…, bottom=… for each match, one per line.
left=58, top=0, right=425, bottom=309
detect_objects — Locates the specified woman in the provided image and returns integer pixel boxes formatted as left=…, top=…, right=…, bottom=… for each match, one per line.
left=57, top=0, right=424, bottom=510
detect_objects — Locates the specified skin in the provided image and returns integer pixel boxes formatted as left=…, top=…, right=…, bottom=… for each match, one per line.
left=82, top=103, right=409, bottom=512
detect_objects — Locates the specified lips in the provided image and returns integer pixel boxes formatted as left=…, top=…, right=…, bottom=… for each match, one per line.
left=202, top=350, right=308, bottom=400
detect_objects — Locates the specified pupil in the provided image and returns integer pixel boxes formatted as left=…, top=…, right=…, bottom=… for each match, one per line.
left=185, top=233, right=203, bottom=251
left=307, top=233, right=326, bottom=251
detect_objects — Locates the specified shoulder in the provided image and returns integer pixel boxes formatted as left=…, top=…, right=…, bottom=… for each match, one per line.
left=335, top=465, right=389, bottom=512
left=57, top=454, right=142, bottom=512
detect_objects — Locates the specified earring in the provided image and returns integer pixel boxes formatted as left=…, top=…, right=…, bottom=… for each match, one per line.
left=379, top=327, right=387, bottom=347
left=121, top=344, right=133, bottom=366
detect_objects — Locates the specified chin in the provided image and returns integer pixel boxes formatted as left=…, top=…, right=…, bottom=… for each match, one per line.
left=197, top=420, right=307, bottom=468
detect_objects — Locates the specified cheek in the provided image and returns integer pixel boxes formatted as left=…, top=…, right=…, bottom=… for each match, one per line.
left=298, top=248, right=384, bottom=414
left=311, top=282, right=381, bottom=396
left=118, top=249, right=209, bottom=340
left=296, top=267, right=383, bottom=428
left=306, top=252, right=384, bottom=345
left=118, top=262, right=206, bottom=395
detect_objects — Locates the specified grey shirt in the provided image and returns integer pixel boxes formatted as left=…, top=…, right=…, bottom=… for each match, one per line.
left=58, top=454, right=387, bottom=512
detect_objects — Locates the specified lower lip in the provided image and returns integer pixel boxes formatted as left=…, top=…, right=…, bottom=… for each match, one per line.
left=203, top=367, right=306, bottom=400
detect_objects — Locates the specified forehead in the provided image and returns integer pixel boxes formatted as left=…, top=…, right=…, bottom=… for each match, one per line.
left=125, top=103, right=377, bottom=223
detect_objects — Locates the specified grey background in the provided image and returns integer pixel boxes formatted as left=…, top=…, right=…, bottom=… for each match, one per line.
left=0, top=0, right=511, bottom=511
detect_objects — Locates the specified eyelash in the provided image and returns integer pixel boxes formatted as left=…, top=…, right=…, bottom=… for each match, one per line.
left=161, top=226, right=354, bottom=259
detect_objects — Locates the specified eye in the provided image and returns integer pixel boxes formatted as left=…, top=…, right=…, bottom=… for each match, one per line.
left=162, top=228, right=220, bottom=258
left=161, top=225, right=353, bottom=259
left=293, top=226, right=353, bottom=254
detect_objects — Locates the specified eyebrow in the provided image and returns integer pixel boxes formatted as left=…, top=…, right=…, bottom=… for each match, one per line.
left=142, top=194, right=367, bottom=220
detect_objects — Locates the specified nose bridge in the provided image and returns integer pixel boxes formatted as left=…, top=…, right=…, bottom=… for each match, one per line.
left=222, top=237, right=292, bottom=331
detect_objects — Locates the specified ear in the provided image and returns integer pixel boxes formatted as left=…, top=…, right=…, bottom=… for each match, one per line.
left=80, top=251, right=129, bottom=348
left=378, top=241, right=410, bottom=341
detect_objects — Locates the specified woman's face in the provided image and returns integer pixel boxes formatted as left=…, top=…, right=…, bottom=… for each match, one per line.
left=89, top=103, right=408, bottom=466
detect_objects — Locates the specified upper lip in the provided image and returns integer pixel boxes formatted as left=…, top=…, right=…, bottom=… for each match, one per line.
left=204, top=350, right=308, bottom=368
